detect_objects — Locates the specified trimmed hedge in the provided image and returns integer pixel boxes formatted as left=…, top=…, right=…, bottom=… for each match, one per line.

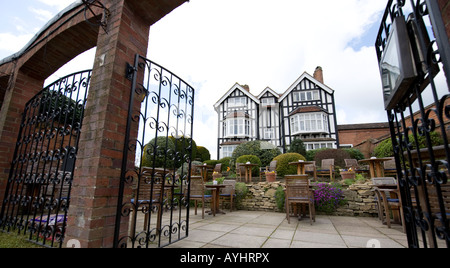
left=197, top=146, right=211, bottom=162
left=273, top=153, right=306, bottom=177
left=236, top=155, right=262, bottom=176
left=232, top=140, right=281, bottom=167
left=204, top=157, right=232, bottom=172
left=142, top=137, right=176, bottom=168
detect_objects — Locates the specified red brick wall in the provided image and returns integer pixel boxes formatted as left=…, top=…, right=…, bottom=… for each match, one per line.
left=0, top=0, right=187, bottom=248
left=338, top=124, right=391, bottom=158
left=438, top=0, right=450, bottom=43
left=339, top=127, right=390, bottom=147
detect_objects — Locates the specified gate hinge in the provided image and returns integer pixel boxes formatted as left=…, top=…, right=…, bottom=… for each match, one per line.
left=125, top=63, right=137, bottom=81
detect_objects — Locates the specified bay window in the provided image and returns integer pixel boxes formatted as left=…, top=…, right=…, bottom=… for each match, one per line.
left=290, top=112, right=329, bottom=134
left=226, top=118, right=251, bottom=137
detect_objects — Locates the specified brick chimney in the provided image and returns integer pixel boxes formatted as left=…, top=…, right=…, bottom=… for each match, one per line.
left=242, top=84, right=250, bottom=92
left=313, top=66, right=324, bottom=84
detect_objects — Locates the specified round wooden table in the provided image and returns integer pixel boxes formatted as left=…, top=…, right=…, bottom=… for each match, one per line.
left=358, top=158, right=393, bottom=178
left=205, top=184, right=227, bottom=216
left=289, top=161, right=315, bottom=175
left=241, top=163, right=259, bottom=183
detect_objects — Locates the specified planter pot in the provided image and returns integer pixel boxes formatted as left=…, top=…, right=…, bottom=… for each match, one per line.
left=341, top=171, right=356, bottom=180
left=266, top=173, right=276, bottom=182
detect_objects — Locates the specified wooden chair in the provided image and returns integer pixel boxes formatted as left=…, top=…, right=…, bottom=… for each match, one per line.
left=345, top=159, right=369, bottom=175
left=213, top=164, right=222, bottom=174
left=236, top=163, right=246, bottom=182
left=383, top=157, right=397, bottom=178
left=130, top=174, right=165, bottom=238
left=285, top=176, right=315, bottom=225
left=372, top=177, right=405, bottom=231
left=316, top=159, right=335, bottom=181
left=416, top=180, right=450, bottom=246
left=305, top=161, right=317, bottom=180
left=260, top=160, right=277, bottom=182
left=220, top=180, right=236, bottom=212
left=189, top=176, right=214, bottom=219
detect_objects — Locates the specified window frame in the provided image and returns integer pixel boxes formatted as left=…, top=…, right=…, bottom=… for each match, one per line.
left=290, top=112, right=329, bottom=135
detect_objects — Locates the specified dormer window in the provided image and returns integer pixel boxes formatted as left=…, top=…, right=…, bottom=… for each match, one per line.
left=261, top=98, right=275, bottom=105
left=228, top=97, right=247, bottom=108
left=293, top=90, right=319, bottom=102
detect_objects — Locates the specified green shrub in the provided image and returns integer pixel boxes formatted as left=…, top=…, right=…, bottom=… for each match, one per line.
left=204, top=160, right=220, bottom=167
left=305, top=148, right=327, bottom=161
left=275, top=186, right=285, bottom=211
left=219, top=157, right=232, bottom=171
left=236, top=155, right=262, bottom=176
left=232, top=140, right=281, bottom=167
left=343, top=148, right=365, bottom=160
left=204, top=157, right=231, bottom=172
left=373, top=138, right=394, bottom=158
left=142, top=137, right=176, bottom=168
left=373, top=131, right=444, bottom=158
left=197, top=146, right=211, bottom=162
left=288, top=138, right=306, bottom=156
left=177, top=161, right=202, bottom=177
left=169, top=136, right=198, bottom=161
left=235, top=182, right=249, bottom=209
left=273, top=153, right=306, bottom=177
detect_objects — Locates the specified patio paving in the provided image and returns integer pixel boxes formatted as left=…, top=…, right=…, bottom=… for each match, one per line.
left=167, top=210, right=408, bottom=248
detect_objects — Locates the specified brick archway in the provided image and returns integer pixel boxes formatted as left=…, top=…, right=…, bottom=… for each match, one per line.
left=0, top=0, right=188, bottom=248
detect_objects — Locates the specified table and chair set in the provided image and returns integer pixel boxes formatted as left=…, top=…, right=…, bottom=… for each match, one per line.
left=130, top=154, right=445, bottom=231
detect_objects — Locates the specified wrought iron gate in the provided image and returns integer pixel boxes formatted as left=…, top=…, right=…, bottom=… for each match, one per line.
left=0, top=70, right=91, bottom=247
left=113, top=55, right=195, bottom=248
left=376, top=0, right=449, bottom=248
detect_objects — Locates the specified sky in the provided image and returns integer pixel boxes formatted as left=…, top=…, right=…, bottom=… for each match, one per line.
left=0, top=0, right=447, bottom=159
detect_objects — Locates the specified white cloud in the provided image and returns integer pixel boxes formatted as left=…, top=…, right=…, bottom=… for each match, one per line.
left=148, top=0, right=389, bottom=156
left=0, top=33, right=33, bottom=53
left=29, top=7, right=54, bottom=22
left=37, top=0, right=75, bottom=11
left=1, top=0, right=406, bottom=158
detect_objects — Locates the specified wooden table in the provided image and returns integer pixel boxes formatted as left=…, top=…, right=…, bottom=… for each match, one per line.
left=194, top=164, right=213, bottom=182
left=359, top=158, right=393, bottom=178
left=241, top=163, right=259, bottom=183
left=289, top=161, right=315, bottom=175
left=205, top=184, right=227, bottom=216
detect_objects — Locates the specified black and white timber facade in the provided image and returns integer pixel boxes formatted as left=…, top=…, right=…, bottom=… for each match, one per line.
left=214, top=67, right=339, bottom=159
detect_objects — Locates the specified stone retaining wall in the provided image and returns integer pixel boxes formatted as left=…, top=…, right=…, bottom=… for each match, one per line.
left=239, top=181, right=378, bottom=217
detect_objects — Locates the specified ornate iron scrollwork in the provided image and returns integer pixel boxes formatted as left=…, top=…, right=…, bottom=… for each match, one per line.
left=376, top=0, right=450, bottom=248
left=0, top=70, right=91, bottom=248
left=82, top=0, right=110, bottom=33
left=114, top=55, right=195, bottom=248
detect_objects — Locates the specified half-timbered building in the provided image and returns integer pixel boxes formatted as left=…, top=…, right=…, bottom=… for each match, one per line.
left=214, top=67, right=339, bottom=159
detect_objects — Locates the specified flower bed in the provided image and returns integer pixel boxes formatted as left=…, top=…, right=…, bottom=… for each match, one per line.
left=313, top=183, right=346, bottom=213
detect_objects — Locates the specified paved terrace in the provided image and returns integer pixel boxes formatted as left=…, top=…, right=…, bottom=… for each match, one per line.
left=167, top=210, right=408, bottom=248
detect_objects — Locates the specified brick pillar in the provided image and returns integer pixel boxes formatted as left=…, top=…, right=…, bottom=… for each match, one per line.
left=0, top=71, right=44, bottom=204
left=65, top=0, right=150, bottom=248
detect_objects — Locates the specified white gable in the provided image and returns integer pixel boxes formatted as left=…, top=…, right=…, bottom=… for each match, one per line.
left=278, top=72, right=334, bottom=102
left=214, top=83, right=260, bottom=111
left=257, top=87, right=279, bottom=99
